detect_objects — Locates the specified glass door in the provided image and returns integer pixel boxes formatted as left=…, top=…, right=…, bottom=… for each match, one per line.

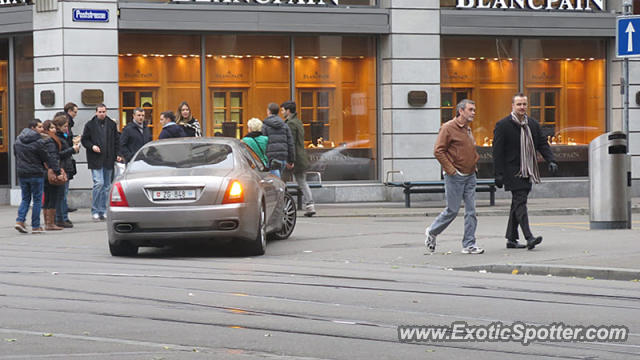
left=298, top=89, right=333, bottom=145
left=119, top=88, right=156, bottom=133
left=210, top=89, right=246, bottom=138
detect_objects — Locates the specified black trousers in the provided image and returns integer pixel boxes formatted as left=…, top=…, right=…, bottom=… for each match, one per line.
left=506, top=189, right=533, bottom=241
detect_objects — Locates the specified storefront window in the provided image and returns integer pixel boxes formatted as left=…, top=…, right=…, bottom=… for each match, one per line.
left=12, top=35, right=34, bottom=186
left=0, top=39, right=8, bottom=185
left=119, top=33, right=378, bottom=181
left=119, top=34, right=201, bottom=139
left=294, top=36, right=377, bottom=180
left=205, top=35, right=290, bottom=138
left=441, top=36, right=606, bottom=178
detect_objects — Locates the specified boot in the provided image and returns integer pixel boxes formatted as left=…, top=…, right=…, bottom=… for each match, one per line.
left=45, top=209, right=63, bottom=231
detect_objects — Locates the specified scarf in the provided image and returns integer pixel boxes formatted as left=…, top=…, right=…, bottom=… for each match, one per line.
left=511, top=112, right=540, bottom=184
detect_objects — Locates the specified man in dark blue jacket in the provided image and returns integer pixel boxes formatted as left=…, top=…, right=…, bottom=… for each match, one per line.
left=81, top=104, right=122, bottom=221
left=158, top=111, right=186, bottom=139
left=14, top=119, right=57, bottom=234
left=120, top=107, right=152, bottom=163
left=262, top=103, right=294, bottom=178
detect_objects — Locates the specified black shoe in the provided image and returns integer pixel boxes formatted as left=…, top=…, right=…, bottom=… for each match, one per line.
left=68, top=207, right=78, bottom=213
left=99, top=214, right=106, bottom=221
left=526, top=236, right=543, bottom=250
left=506, top=240, right=526, bottom=249
left=56, top=221, right=73, bottom=229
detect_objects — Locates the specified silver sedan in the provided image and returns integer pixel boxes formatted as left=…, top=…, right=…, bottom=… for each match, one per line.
left=107, top=137, right=296, bottom=256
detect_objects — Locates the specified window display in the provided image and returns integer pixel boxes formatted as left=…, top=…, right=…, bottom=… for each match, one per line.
left=119, top=33, right=378, bottom=181
left=441, top=37, right=606, bottom=177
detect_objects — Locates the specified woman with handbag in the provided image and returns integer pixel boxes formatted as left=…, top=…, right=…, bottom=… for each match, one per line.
left=52, top=114, right=80, bottom=228
left=41, top=120, right=68, bottom=231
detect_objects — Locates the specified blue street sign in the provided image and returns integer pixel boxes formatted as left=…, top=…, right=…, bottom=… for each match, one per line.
left=617, top=16, right=640, bottom=57
left=72, top=9, right=109, bottom=23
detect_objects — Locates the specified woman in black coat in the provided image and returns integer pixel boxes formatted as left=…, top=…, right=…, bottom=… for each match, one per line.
left=176, top=101, right=201, bottom=137
left=41, top=120, right=66, bottom=231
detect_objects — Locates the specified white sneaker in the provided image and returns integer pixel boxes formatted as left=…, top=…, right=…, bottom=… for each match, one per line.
left=92, top=213, right=100, bottom=221
left=461, top=246, right=485, bottom=255
left=304, top=203, right=316, bottom=217
left=425, top=227, right=436, bottom=253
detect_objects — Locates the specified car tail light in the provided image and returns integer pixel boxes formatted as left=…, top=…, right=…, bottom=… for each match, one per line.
left=223, top=180, right=244, bottom=204
left=110, top=182, right=129, bottom=207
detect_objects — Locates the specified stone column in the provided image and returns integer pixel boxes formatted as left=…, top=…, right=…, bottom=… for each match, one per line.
left=380, top=0, right=441, bottom=185
left=33, top=0, right=118, bottom=192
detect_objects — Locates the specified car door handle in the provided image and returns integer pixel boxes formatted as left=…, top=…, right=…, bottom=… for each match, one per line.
left=261, top=179, right=274, bottom=184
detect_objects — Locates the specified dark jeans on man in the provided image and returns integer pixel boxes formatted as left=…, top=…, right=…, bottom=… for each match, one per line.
left=16, top=177, right=44, bottom=228
left=506, top=189, right=533, bottom=241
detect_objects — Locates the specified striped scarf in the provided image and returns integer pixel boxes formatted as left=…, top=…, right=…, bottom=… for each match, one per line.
left=511, top=112, right=540, bottom=184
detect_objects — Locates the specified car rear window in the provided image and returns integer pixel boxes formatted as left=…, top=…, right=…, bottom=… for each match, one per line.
left=129, top=143, right=234, bottom=170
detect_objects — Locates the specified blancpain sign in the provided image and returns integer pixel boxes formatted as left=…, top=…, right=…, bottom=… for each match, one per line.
left=456, top=0, right=605, bottom=11
left=172, top=0, right=339, bottom=4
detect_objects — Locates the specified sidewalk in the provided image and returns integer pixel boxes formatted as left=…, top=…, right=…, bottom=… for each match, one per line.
left=312, top=197, right=640, bottom=282
left=312, top=197, right=640, bottom=218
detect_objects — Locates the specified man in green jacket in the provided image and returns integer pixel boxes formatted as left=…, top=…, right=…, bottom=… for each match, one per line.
left=281, top=101, right=316, bottom=217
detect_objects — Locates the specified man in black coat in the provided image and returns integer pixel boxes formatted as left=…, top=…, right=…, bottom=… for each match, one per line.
left=81, top=104, right=122, bottom=221
left=63, top=103, right=79, bottom=214
left=158, top=111, right=186, bottom=139
left=262, top=102, right=294, bottom=178
left=493, top=93, right=558, bottom=250
left=120, top=107, right=152, bottom=163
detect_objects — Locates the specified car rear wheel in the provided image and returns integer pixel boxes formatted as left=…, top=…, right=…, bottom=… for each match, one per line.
left=245, top=203, right=266, bottom=256
left=109, top=241, right=139, bottom=257
left=270, top=192, right=296, bottom=240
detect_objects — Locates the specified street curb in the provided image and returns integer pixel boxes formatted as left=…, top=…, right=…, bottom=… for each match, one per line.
left=454, top=263, right=640, bottom=282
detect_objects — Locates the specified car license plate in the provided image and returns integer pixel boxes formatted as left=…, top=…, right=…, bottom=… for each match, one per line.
left=152, top=189, right=196, bottom=201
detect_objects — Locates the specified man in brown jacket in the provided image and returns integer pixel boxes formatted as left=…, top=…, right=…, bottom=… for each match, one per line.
left=425, top=99, right=484, bottom=254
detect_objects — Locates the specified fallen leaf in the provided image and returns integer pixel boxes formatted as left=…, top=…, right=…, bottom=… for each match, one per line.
left=585, top=276, right=595, bottom=280
left=478, top=270, right=487, bottom=273
left=511, top=269, right=519, bottom=275
left=4, top=338, right=16, bottom=342
left=264, top=333, right=271, bottom=337
left=391, top=266, right=399, bottom=269
left=42, top=333, right=53, bottom=337
left=426, top=349, right=435, bottom=352
left=630, top=279, right=639, bottom=282
left=163, top=346, right=170, bottom=350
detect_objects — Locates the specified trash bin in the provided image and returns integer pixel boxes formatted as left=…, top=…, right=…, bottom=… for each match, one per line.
left=589, top=131, right=632, bottom=229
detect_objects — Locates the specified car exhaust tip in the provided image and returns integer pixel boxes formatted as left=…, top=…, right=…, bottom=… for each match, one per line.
left=115, top=223, right=134, bottom=233
left=217, top=220, right=238, bottom=230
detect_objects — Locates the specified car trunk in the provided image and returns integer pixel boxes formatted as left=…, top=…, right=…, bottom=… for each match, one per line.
left=121, top=168, right=232, bottom=207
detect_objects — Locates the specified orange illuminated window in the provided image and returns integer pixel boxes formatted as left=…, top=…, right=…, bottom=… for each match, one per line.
left=528, top=89, right=558, bottom=125
left=119, top=89, right=155, bottom=131
left=298, top=89, right=332, bottom=144
left=211, top=89, right=246, bottom=138
left=441, top=88, right=472, bottom=123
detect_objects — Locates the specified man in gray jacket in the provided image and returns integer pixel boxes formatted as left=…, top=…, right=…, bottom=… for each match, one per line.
left=262, top=102, right=294, bottom=178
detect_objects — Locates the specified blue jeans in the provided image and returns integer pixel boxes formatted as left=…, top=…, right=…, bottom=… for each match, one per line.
left=56, top=181, right=70, bottom=223
left=91, top=167, right=113, bottom=216
left=16, top=177, right=44, bottom=228
left=270, top=169, right=281, bottom=178
left=428, top=173, right=477, bottom=248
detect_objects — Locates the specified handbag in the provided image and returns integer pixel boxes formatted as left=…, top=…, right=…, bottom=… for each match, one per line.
left=47, top=168, right=67, bottom=186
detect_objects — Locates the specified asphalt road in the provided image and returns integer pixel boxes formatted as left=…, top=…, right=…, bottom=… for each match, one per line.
left=1, top=210, right=639, bottom=359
